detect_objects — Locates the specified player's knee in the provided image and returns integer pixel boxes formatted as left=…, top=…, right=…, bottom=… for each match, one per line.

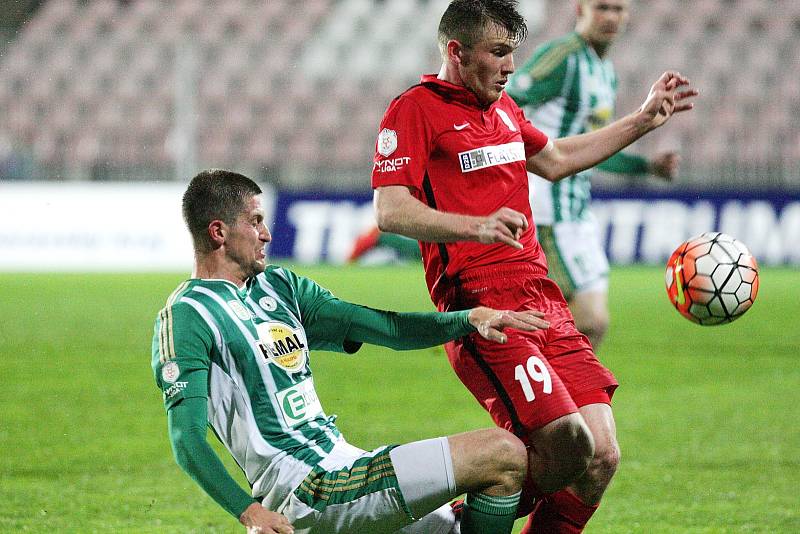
left=484, top=428, right=528, bottom=492
left=571, top=437, right=620, bottom=504
left=575, top=311, right=609, bottom=344
left=532, top=415, right=595, bottom=491
left=593, top=313, right=610, bottom=339
left=587, top=438, right=620, bottom=488
left=559, top=417, right=595, bottom=477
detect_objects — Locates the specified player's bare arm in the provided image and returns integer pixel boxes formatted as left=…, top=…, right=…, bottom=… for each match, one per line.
left=374, top=185, right=528, bottom=249
left=468, top=307, right=550, bottom=344
left=527, top=71, right=698, bottom=182
left=240, top=503, right=294, bottom=534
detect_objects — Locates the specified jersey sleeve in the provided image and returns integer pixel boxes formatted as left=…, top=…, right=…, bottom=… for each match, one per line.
left=507, top=45, right=569, bottom=108
left=286, top=271, right=359, bottom=353
left=152, top=301, right=213, bottom=410
left=371, top=95, right=433, bottom=192
left=168, top=396, right=257, bottom=518
left=344, top=307, right=474, bottom=350
left=597, top=151, right=650, bottom=175
left=302, top=296, right=476, bottom=353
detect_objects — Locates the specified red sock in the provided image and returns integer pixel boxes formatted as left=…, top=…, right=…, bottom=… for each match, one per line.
left=517, top=473, right=542, bottom=518
left=519, top=489, right=598, bottom=534
left=347, top=227, right=381, bottom=261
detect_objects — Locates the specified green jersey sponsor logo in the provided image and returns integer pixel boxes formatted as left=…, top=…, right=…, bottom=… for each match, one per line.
left=256, top=322, right=308, bottom=373
left=275, top=377, right=322, bottom=427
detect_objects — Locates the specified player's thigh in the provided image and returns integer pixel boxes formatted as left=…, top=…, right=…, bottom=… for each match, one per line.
left=395, top=504, right=457, bottom=534
left=578, top=402, right=618, bottom=460
left=446, top=329, right=579, bottom=438
left=538, top=221, right=609, bottom=300
left=285, top=445, right=414, bottom=534
left=285, top=439, right=460, bottom=534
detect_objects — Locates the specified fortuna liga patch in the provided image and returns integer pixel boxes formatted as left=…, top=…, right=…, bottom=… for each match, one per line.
left=377, top=128, right=398, bottom=157
left=161, top=361, right=180, bottom=383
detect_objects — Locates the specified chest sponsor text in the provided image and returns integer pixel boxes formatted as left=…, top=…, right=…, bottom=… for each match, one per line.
left=458, top=142, right=525, bottom=173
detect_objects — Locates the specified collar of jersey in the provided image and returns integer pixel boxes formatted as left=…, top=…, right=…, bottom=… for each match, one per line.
left=420, top=74, right=498, bottom=110
left=573, top=31, right=604, bottom=62
left=192, top=277, right=248, bottom=298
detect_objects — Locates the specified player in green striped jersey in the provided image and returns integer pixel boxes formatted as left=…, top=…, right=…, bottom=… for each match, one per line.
left=152, top=169, right=552, bottom=534
left=507, top=0, right=680, bottom=351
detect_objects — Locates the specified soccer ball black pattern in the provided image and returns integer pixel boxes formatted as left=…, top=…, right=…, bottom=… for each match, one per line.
left=665, top=232, right=759, bottom=325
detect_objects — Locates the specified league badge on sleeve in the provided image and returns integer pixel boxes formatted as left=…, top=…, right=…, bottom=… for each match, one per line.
left=162, top=361, right=180, bottom=384
left=377, top=128, right=398, bottom=157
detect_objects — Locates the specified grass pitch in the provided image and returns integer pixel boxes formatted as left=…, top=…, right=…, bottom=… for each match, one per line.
left=0, top=266, right=798, bottom=533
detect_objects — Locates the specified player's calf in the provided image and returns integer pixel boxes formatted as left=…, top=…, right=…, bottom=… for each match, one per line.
left=449, top=428, right=528, bottom=534
left=448, top=427, right=527, bottom=495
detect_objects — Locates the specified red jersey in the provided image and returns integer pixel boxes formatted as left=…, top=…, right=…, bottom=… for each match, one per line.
left=371, top=75, right=551, bottom=300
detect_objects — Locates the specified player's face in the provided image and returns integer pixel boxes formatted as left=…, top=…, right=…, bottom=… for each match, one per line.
left=458, top=24, right=517, bottom=107
left=577, top=0, right=630, bottom=48
left=226, top=194, right=271, bottom=280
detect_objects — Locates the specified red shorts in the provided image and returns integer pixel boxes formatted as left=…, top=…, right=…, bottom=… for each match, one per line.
left=436, top=263, right=618, bottom=438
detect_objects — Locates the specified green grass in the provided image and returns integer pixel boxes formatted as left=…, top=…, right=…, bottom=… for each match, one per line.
left=1, top=266, right=798, bottom=533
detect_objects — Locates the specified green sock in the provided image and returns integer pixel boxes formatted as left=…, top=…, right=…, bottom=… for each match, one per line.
left=461, top=491, right=521, bottom=534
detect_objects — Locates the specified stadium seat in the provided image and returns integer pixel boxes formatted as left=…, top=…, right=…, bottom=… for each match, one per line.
left=0, top=0, right=798, bottom=182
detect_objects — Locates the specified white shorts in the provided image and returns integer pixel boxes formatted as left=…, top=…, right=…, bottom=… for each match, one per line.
left=537, top=218, right=609, bottom=300
left=271, top=437, right=459, bottom=534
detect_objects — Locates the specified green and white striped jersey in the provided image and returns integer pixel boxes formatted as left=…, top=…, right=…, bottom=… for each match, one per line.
left=508, top=32, right=617, bottom=224
left=152, top=266, right=357, bottom=500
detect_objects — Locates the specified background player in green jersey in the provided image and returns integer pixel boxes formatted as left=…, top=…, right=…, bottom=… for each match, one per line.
left=152, top=169, right=552, bottom=534
left=507, top=0, right=681, bottom=352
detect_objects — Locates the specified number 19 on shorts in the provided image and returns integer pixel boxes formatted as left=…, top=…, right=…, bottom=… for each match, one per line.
left=514, top=356, right=552, bottom=401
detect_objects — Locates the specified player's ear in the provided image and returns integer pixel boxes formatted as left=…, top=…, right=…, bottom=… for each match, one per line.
left=447, top=39, right=466, bottom=65
left=207, top=220, right=226, bottom=248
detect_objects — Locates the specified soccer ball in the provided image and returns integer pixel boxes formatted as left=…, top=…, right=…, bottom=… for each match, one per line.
left=665, top=232, right=759, bottom=325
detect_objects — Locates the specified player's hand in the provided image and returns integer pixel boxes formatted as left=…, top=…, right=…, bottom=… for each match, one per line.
left=476, top=207, right=529, bottom=249
left=469, top=307, right=550, bottom=343
left=240, top=502, right=294, bottom=534
left=649, top=151, right=681, bottom=181
left=638, top=71, right=698, bottom=130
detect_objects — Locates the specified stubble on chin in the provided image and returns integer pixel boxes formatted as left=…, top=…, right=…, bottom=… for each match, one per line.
left=248, top=260, right=267, bottom=279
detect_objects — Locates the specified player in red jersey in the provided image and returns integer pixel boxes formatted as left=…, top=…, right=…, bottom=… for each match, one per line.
left=371, top=1, right=697, bottom=532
